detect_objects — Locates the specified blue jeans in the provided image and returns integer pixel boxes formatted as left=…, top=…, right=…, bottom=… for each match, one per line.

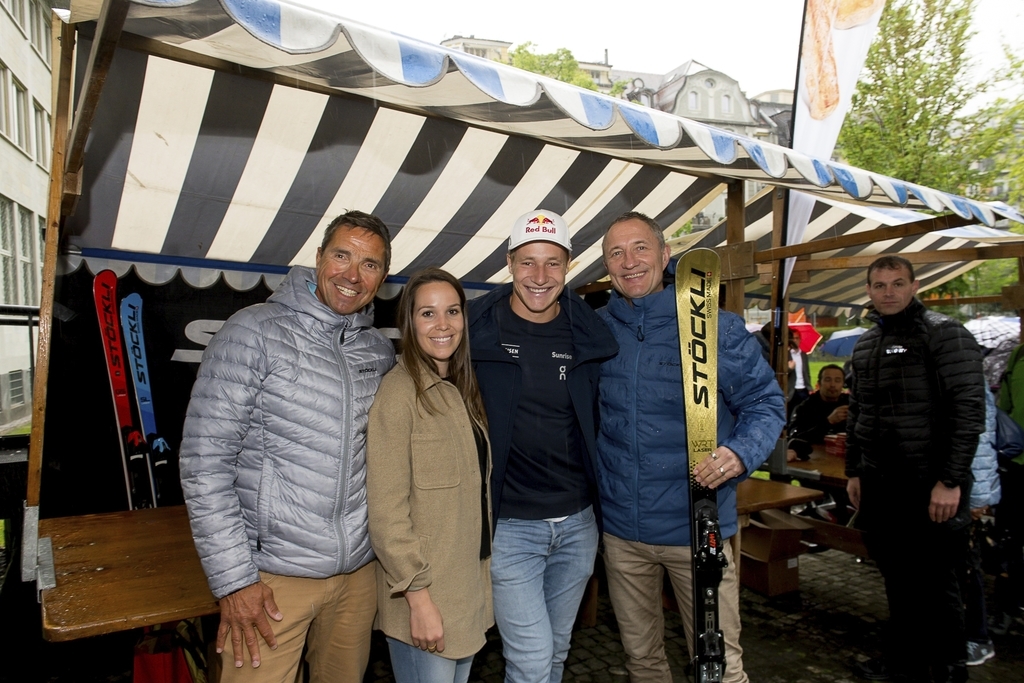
left=490, top=506, right=599, bottom=683
left=387, top=637, right=474, bottom=683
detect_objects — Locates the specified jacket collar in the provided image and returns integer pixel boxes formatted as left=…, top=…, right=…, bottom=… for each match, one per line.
left=604, top=258, right=677, bottom=329
left=469, top=283, right=617, bottom=364
left=867, top=297, right=926, bottom=332
left=270, top=266, right=375, bottom=331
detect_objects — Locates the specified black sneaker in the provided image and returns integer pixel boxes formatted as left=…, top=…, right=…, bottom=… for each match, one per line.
left=853, top=657, right=890, bottom=681
left=966, top=640, right=995, bottom=666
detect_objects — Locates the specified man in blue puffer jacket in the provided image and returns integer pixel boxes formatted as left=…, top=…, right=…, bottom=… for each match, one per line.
left=596, top=212, right=785, bottom=683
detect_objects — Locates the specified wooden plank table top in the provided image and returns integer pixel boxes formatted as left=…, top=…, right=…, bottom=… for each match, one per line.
left=736, top=477, right=823, bottom=516
left=785, top=442, right=849, bottom=488
left=36, top=481, right=822, bottom=641
left=39, top=505, right=217, bottom=642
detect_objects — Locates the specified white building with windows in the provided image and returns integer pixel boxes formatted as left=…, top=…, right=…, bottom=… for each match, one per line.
left=1, top=0, right=51, bottom=429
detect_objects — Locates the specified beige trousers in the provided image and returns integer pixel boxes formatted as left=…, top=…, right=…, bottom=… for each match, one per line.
left=219, top=562, right=377, bottom=683
left=603, top=533, right=747, bottom=683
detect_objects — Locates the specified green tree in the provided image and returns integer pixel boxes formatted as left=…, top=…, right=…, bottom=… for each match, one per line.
left=509, top=42, right=597, bottom=91
left=837, top=0, right=1024, bottom=300
left=837, top=0, right=1014, bottom=194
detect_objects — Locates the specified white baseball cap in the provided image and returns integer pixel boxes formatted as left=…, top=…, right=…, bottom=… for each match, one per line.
left=508, top=210, right=572, bottom=254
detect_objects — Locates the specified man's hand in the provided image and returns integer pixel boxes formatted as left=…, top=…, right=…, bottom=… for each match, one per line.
left=827, top=405, right=849, bottom=424
left=929, top=482, right=961, bottom=524
left=406, top=588, right=445, bottom=653
left=846, top=476, right=861, bottom=510
left=693, top=446, right=746, bottom=490
left=216, top=581, right=283, bottom=668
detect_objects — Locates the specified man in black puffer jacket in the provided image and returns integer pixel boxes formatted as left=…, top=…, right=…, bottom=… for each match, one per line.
left=846, top=256, right=985, bottom=683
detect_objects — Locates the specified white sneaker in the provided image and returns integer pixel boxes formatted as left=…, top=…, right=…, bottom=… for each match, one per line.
left=966, top=640, right=995, bottom=666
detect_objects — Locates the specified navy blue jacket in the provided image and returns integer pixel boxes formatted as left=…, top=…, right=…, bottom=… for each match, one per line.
left=596, top=261, right=785, bottom=545
left=468, top=284, right=618, bottom=522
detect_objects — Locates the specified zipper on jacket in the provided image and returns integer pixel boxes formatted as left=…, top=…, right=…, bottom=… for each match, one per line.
left=631, top=313, right=643, bottom=540
left=333, top=325, right=354, bottom=574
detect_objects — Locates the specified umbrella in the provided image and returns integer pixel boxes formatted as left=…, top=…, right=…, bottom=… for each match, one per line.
left=821, top=327, right=869, bottom=357
left=964, top=316, right=1020, bottom=350
left=789, top=322, right=823, bottom=354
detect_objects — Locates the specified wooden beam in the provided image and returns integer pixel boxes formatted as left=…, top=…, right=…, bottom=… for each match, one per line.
left=752, top=213, right=977, bottom=263
left=767, top=188, right=789, bottom=394
left=724, top=181, right=746, bottom=313
left=921, top=295, right=1003, bottom=307
left=63, top=0, right=130, bottom=211
left=27, top=19, right=76, bottom=510
left=756, top=243, right=1024, bottom=274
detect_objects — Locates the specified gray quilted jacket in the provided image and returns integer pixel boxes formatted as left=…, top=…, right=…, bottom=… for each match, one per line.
left=180, top=266, right=395, bottom=599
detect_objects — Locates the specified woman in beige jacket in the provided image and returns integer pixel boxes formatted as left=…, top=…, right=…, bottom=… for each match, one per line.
left=367, top=267, right=493, bottom=683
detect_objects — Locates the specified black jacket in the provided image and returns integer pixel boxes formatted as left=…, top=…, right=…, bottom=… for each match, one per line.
left=846, top=299, right=984, bottom=501
left=468, top=285, right=618, bottom=522
left=787, top=392, right=850, bottom=459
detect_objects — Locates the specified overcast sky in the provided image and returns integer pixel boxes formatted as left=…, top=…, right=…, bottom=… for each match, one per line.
left=297, top=0, right=1023, bottom=101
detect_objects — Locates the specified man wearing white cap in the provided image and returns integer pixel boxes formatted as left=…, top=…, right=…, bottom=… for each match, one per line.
left=469, top=210, right=618, bottom=683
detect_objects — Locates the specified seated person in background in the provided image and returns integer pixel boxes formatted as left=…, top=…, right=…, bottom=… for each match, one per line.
left=786, top=364, right=848, bottom=462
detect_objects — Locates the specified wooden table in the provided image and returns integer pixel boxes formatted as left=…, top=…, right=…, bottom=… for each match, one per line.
left=785, top=442, right=849, bottom=488
left=39, top=506, right=217, bottom=641
left=39, top=481, right=823, bottom=640
left=736, top=477, right=822, bottom=515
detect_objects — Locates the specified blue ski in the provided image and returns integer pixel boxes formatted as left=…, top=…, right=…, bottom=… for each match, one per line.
left=121, top=292, right=172, bottom=505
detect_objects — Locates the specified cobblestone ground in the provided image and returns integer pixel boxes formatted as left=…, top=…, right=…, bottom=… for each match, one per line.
left=365, top=550, right=1023, bottom=683
left=3, top=548, right=1022, bottom=681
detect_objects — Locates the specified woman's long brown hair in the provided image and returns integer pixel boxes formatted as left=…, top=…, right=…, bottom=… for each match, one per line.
left=397, top=268, right=488, bottom=429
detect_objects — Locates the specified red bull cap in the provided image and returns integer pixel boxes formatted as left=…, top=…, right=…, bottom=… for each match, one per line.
left=508, top=210, right=571, bottom=253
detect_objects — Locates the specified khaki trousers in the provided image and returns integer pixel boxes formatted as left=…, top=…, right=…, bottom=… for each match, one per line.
left=219, top=562, right=377, bottom=683
left=603, top=533, right=747, bottom=683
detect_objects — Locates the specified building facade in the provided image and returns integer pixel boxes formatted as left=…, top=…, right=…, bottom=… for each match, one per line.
left=1, top=0, right=51, bottom=430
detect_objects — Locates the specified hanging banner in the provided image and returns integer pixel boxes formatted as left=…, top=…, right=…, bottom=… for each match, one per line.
left=786, top=0, right=887, bottom=288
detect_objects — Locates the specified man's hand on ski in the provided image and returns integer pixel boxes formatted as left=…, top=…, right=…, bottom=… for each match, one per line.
left=217, top=581, right=283, bottom=668
left=693, top=446, right=745, bottom=489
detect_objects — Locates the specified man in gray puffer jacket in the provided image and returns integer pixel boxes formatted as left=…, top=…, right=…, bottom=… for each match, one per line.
left=180, top=211, right=395, bottom=682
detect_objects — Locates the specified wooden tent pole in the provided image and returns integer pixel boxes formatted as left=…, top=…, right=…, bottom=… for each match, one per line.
left=22, top=17, right=76, bottom=583
left=723, top=181, right=746, bottom=313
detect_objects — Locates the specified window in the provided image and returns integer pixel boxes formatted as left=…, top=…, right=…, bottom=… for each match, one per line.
left=18, top=205, right=35, bottom=304
left=688, top=91, right=699, bottom=110
left=30, top=1, right=51, bottom=65
left=9, top=370, right=25, bottom=406
left=12, top=78, right=29, bottom=151
left=33, top=100, right=49, bottom=167
left=704, top=78, right=716, bottom=89
left=0, top=63, right=9, bottom=138
left=0, top=196, right=14, bottom=305
left=722, top=94, right=732, bottom=114
left=9, top=0, right=27, bottom=29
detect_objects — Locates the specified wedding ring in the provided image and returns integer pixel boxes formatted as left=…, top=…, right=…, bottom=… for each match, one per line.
left=719, top=466, right=725, bottom=474
left=427, top=644, right=437, bottom=652
left=711, top=453, right=718, bottom=460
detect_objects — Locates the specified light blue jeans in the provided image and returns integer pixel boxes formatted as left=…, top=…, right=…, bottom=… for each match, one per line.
left=490, top=505, right=599, bottom=683
left=386, top=637, right=475, bottom=683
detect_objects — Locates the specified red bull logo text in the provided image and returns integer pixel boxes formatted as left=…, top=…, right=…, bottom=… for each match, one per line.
left=524, top=214, right=558, bottom=235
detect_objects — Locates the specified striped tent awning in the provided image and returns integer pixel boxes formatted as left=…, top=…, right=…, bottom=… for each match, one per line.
left=687, top=191, right=1021, bottom=313
left=65, top=0, right=1023, bottom=303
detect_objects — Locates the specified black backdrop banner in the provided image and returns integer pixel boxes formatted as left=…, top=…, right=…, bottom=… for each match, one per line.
left=43, top=265, right=276, bottom=518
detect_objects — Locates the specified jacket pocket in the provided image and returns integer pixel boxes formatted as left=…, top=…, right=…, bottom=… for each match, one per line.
left=411, top=435, right=461, bottom=489
left=256, top=457, right=275, bottom=551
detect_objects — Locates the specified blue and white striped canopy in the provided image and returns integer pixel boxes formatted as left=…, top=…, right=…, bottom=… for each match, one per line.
left=65, top=0, right=1022, bottom=301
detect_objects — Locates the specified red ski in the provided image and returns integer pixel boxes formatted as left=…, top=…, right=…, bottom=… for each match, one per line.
left=93, top=270, right=154, bottom=509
